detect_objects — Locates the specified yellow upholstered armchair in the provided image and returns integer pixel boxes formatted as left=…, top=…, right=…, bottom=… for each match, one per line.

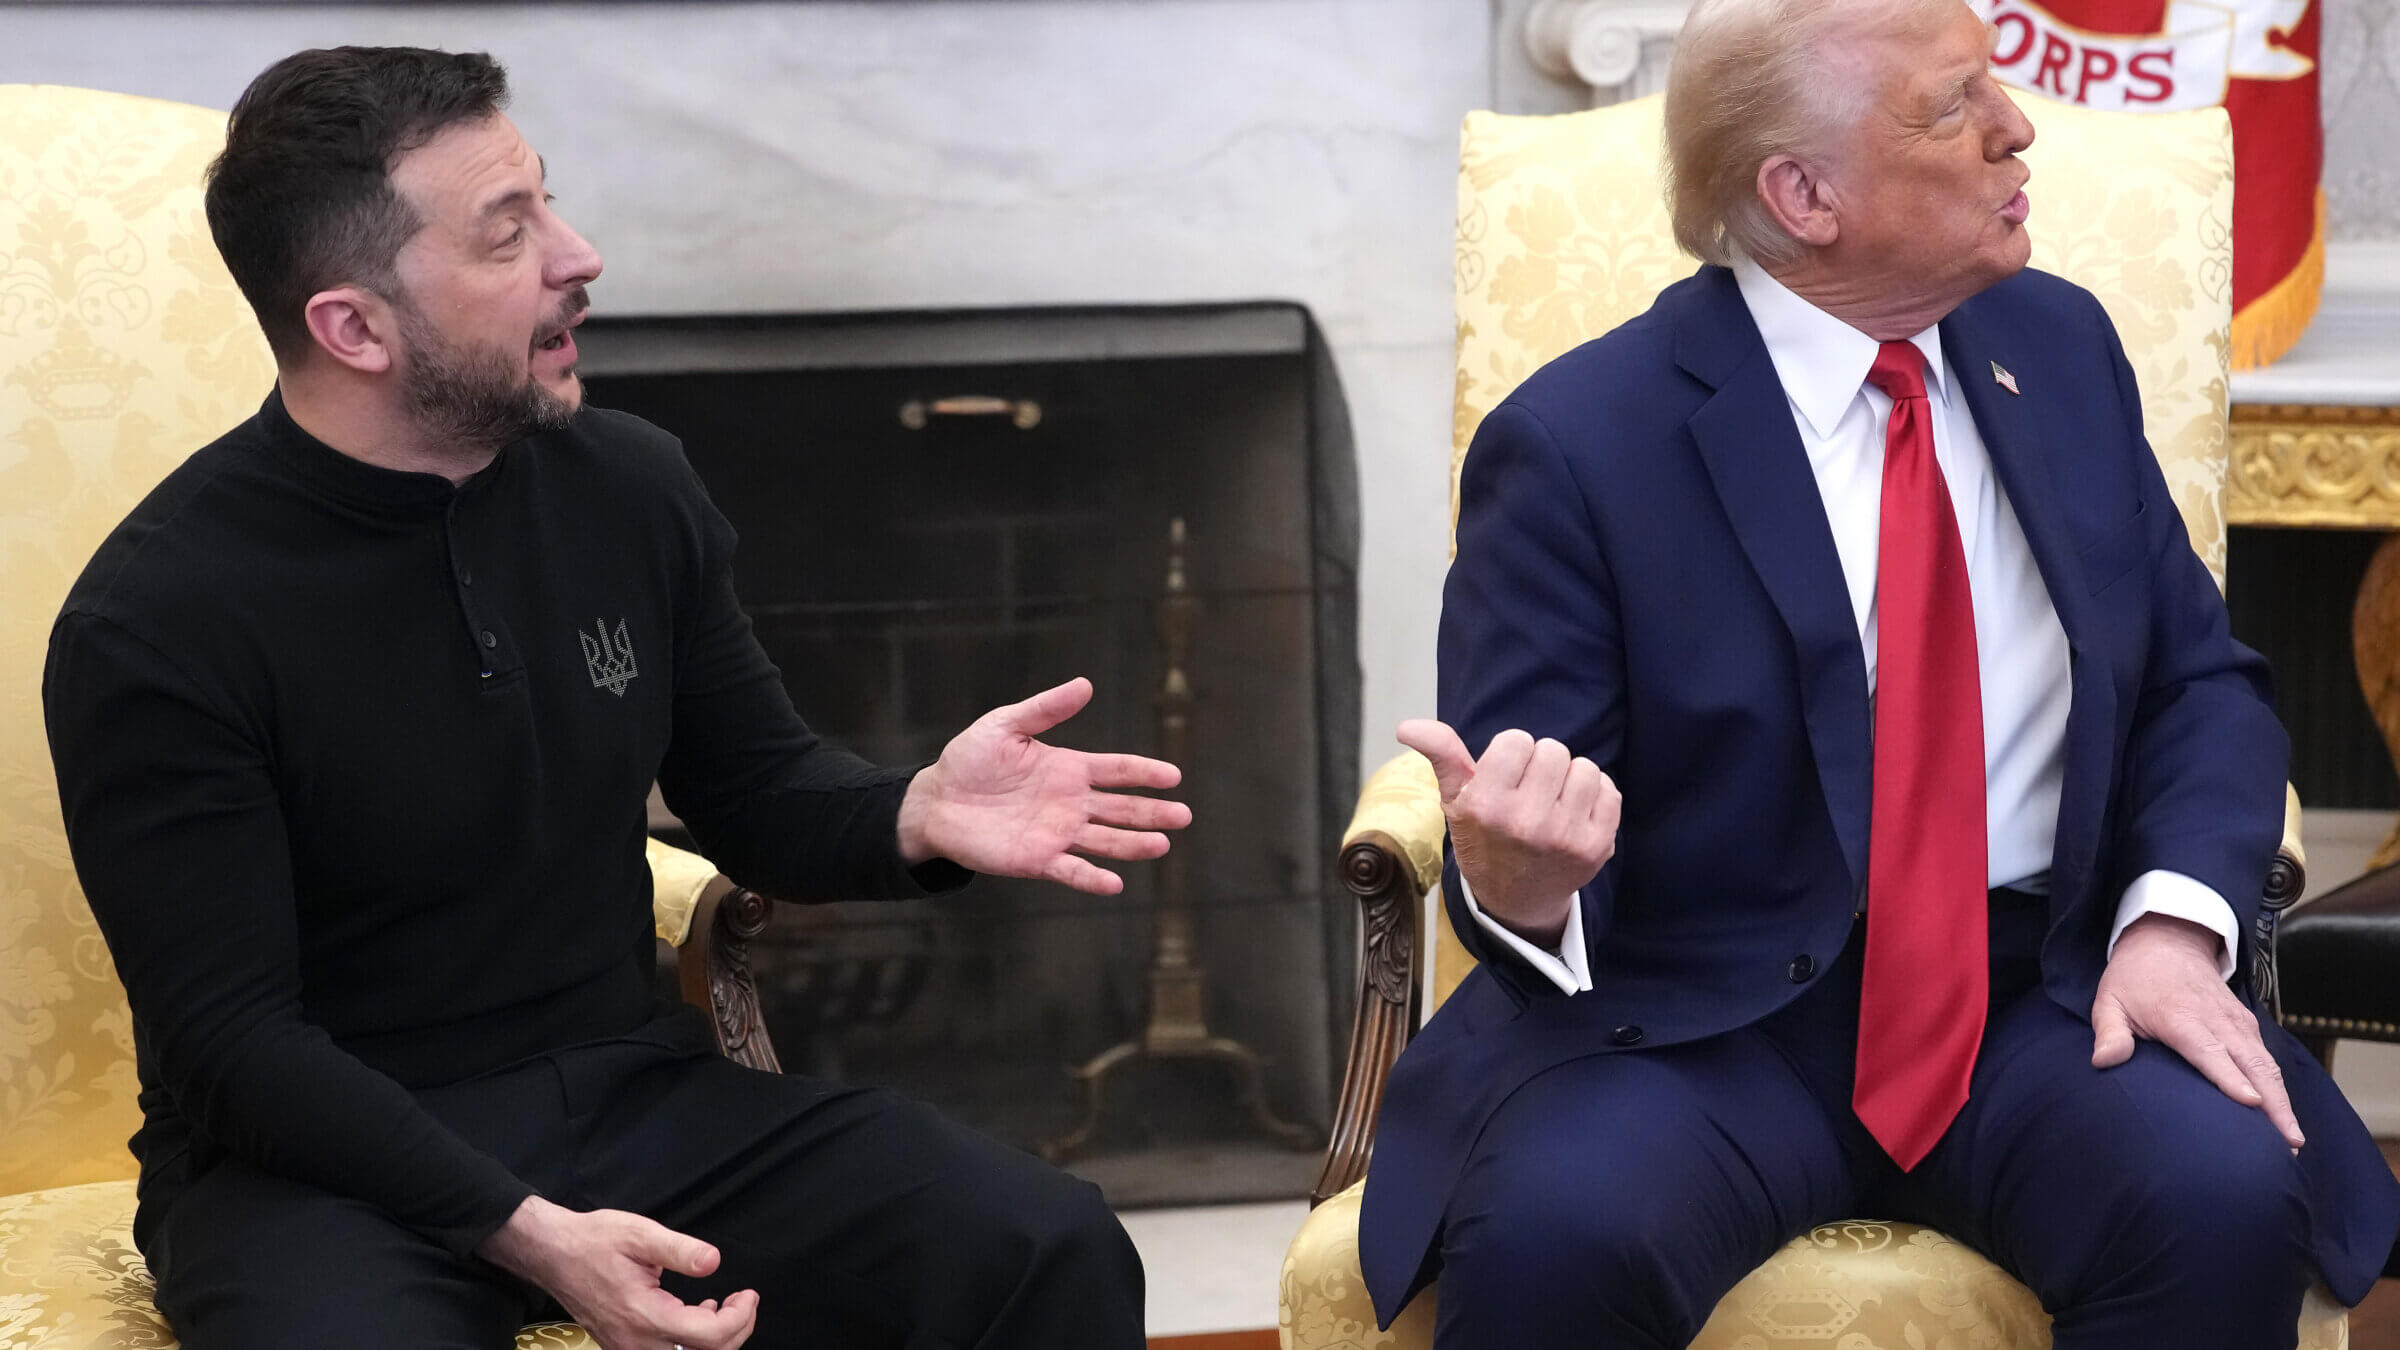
left=1279, top=93, right=2342, bottom=1350
left=0, top=85, right=787, bottom=1348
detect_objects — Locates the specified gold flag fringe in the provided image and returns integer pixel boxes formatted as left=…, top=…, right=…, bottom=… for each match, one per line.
left=2232, top=189, right=2327, bottom=371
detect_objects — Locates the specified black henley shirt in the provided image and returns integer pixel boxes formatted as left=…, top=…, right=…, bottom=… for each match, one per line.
left=44, top=390, right=964, bottom=1254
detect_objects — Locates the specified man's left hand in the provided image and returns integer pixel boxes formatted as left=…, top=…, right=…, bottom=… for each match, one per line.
left=2091, top=912, right=2305, bottom=1151
left=897, top=676, right=1192, bottom=895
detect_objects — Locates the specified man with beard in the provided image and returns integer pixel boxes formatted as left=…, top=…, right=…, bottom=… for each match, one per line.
left=42, top=47, right=1179, bottom=1350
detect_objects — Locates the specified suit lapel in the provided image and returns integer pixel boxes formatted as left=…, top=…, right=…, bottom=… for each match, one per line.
left=1676, top=269, right=1874, bottom=896
left=1940, top=303, right=2114, bottom=901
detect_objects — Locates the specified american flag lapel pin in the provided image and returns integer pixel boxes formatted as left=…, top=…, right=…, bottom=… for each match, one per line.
left=1991, top=360, right=2020, bottom=396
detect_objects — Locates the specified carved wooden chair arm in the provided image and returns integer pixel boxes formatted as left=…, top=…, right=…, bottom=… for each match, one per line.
left=1311, top=752, right=1446, bottom=1206
left=2256, top=783, right=2308, bottom=1022
left=648, top=837, right=785, bottom=1074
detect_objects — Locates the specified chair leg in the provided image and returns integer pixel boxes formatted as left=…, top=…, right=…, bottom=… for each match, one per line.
left=2296, top=1034, right=2337, bottom=1071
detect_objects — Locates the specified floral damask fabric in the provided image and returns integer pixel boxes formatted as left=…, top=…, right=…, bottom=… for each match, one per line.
left=0, top=84, right=274, bottom=1203
left=0, top=1181, right=602, bottom=1349
left=1343, top=754, right=1445, bottom=899
left=646, top=836, right=717, bottom=947
left=1282, top=1183, right=2348, bottom=1350
left=1280, top=1181, right=1437, bottom=1350
left=1452, top=92, right=2237, bottom=583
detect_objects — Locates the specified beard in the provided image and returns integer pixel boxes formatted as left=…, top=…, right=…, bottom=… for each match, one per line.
left=395, top=288, right=585, bottom=454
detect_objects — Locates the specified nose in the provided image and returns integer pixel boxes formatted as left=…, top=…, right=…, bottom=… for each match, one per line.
left=1990, top=83, right=2035, bottom=158
left=546, top=214, right=604, bottom=293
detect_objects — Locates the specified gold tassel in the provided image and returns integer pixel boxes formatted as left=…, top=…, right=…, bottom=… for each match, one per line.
left=2231, top=189, right=2327, bottom=371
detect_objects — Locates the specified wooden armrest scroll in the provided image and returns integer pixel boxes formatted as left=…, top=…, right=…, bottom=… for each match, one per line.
left=2257, top=784, right=2308, bottom=1024
left=2270, top=783, right=2306, bottom=906
left=1315, top=749, right=1440, bottom=1201
left=1311, top=830, right=1425, bottom=1206
left=1310, top=753, right=1448, bottom=1207
left=677, top=880, right=784, bottom=1074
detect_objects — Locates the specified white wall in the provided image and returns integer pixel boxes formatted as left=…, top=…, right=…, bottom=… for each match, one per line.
left=5, top=0, right=1495, bottom=775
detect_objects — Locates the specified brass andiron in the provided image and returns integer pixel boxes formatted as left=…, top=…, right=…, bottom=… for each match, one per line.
left=1042, top=518, right=1314, bottom=1161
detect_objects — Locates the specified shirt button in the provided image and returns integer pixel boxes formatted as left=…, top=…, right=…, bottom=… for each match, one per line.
left=461, top=570, right=474, bottom=587
left=481, top=630, right=498, bottom=648
left=1610, top=1024, right=1644, bottom=1046
left=1789, top=954, right=1817, bottom=983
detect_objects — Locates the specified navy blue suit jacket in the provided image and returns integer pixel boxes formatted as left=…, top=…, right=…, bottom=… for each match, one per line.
left=1360, top=264, right=2400, bottom=1320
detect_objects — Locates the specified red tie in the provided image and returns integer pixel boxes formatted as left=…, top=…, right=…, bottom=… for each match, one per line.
left=1852, top=341, right=1988, bottom=1172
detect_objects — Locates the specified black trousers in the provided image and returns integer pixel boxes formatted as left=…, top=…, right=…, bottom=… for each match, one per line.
left=138, top=1008, right=1145, bottom=1350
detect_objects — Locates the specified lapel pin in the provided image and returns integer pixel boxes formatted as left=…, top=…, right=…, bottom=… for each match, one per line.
left=1991, top=360, right=2020, bottom=396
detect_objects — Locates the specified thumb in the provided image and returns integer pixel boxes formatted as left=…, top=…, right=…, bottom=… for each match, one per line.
left=2090, top=995, right=2136, bottom=1069
left=988, top=676, right=1094, bottom=739
left=627, top=1215, right=721, bottom=1279
left=1396, top=718, right=1475, bottom=803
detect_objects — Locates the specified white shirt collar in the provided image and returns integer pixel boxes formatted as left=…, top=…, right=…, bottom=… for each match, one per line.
left=1730, top=257, right=1947, bottom=442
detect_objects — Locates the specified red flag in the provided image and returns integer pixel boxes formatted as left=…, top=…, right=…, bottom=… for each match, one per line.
left=1978, top=0, right=2321, bottom=367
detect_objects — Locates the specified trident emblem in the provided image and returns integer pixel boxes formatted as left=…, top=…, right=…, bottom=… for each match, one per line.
left=580, top=617, right=638, bottom=697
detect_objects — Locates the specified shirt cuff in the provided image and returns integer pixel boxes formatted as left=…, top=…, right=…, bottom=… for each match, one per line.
left=1459, top=872, right=1593, bottom=995
left=2109, top=869, right=2238, bottom=983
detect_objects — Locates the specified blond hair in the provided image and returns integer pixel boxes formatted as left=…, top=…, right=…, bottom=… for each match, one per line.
left=1663, top=0, right=1938, bottom=266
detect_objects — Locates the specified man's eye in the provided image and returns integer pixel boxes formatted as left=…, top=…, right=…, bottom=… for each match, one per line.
left=501, top=226, right=524, bottom=247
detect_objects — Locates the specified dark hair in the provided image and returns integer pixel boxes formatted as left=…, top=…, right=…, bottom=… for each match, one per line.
left=205, top=47, right=510, bottom=358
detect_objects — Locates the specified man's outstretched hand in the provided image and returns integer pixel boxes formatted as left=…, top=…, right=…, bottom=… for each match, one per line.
left=479, top=1195, right=757, bottom=1350
left=2092, top=912, right=2305, bottom=1152
left=1397, top=718, right=1619, bottom=947
left=898, top=677, right=1192, bottom=895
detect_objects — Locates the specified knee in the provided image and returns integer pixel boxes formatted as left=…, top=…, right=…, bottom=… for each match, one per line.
left=2050, top=1096, right=2313, bottom=1308
left=2127, top=1134, right=2309, bottom=1274
left=1019, top=1171, right=1139, bottom=1278
left=2024, top=1111, right=2314, bottom=1342
left=940, top=1165, right=1142, bottom=1345
left=1442, top=1150, right=1703, bottom=1323
left=945, top=1157, right=1140, bottom=1297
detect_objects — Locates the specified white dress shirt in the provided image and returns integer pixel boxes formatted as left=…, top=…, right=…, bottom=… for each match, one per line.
left=1464, top=259, right=2239, bottom=994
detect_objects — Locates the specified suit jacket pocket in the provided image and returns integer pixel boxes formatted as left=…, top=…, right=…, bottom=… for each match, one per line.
left=2076, top=500, right=2148, bottom=595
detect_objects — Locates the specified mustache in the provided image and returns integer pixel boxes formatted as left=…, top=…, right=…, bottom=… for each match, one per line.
left=537, top=287, right=591, bottom=343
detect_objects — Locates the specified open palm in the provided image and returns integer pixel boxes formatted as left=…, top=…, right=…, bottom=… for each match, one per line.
left=897, top=677, right=1192, bottom=894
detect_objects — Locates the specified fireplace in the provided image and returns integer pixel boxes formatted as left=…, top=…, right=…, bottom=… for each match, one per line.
left=585, top=303, right=1360, bottom=1206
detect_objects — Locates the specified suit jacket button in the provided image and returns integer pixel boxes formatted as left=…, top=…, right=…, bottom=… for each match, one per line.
left=1789, top=954, right=1817, bottom=983
left=1611, top=1024, right=1644, bottom=1046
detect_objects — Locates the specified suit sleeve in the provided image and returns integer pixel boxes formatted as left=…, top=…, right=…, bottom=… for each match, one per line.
left=2093, top=293, right=2288, bottom=974
left=1435, top=400, right=1625, bottom=1001
left=654, top=462, right=970, bottom=901
left=44, top=612, right=534, bottom=1255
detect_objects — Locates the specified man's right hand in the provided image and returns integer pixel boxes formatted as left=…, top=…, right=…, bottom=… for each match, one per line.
left=1397, top=719, right=1620, bottom=948
left=479, top=1195, right=758, bottom=1350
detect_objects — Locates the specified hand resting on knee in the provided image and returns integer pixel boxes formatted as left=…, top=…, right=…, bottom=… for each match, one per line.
left=2091, top=912, right=2305, bottom=1152
left=479, top=1195, right=758, bottom=1350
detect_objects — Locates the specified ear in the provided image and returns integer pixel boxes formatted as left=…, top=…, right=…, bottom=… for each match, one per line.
left=1756, top=155, right=1841, bottom=251
left=300, top=286, right=396, bottom=376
